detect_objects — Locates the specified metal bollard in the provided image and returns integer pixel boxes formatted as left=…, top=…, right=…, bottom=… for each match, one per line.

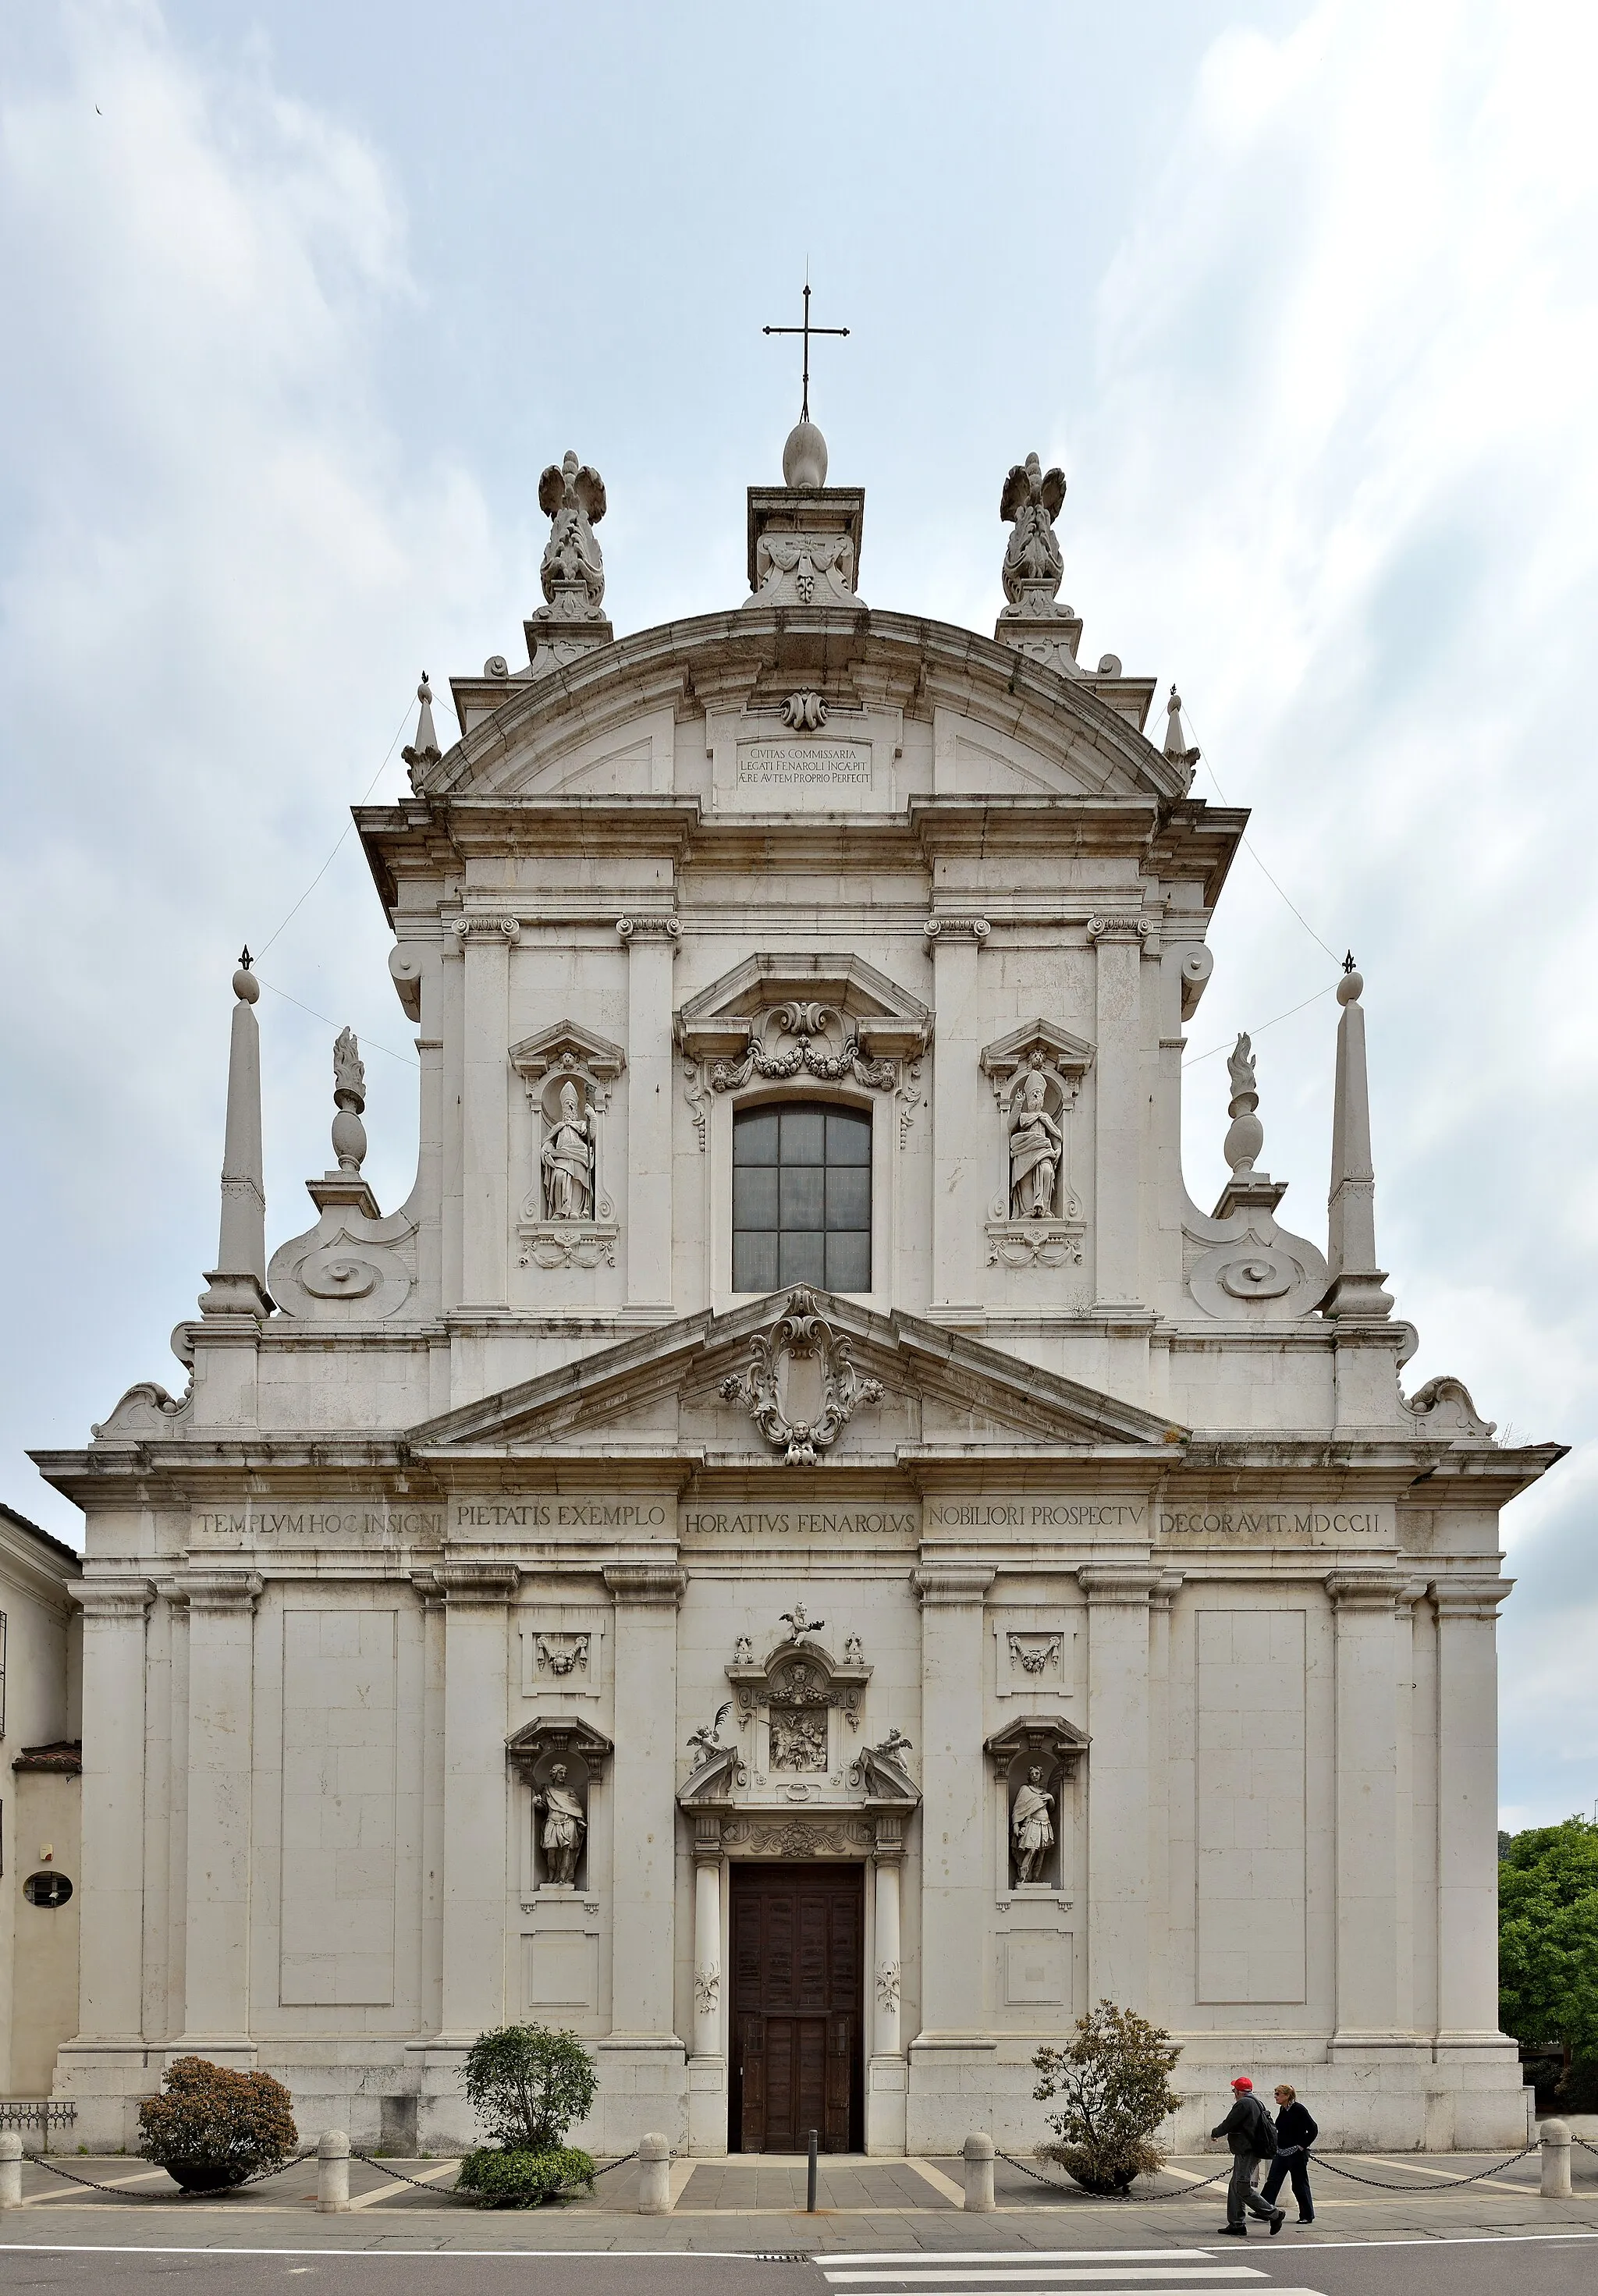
left=317, top=2128, right=351, bottom=2214
left=637, top=2131, right=671, bottom=2215
left=1540, top=2119, right=1572, bottom=2200
left=0, top=2133, right=22, bottom=2209
left=963, top=2131, right=996, bottom=2213
left=807, top=2128, right=819, bottom=2213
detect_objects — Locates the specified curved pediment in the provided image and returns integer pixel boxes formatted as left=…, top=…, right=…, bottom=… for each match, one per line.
left=425, top=609, right=1186, bottom=812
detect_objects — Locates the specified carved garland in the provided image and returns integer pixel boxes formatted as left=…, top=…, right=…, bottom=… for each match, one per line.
left=708, top=1003, right=899, bottom=1096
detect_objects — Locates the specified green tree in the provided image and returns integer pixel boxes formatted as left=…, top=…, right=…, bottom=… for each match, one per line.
left=1499, top=1816, right=1598, bottom=2058
left=1032, top=2000, right=1183, bottom=2194
left=460, top=2025, right=598, bottom=2152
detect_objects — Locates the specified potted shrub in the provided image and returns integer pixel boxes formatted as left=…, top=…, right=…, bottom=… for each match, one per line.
left=138, top=2056, right=298, bottom=2193
left=1032, top=2000, right=1181, bottom=2195
left=456, top=2025, right=599, bottom=2209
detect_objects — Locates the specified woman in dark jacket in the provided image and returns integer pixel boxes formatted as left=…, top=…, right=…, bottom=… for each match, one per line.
left=1261, top=2085, right=1318, bottom=2223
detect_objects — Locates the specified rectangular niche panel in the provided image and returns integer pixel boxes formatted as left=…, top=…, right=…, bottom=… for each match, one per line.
left=993, top=1616, right=1077, bottom=1700
left=279, top=1609, right=398, bottom=2007
left=999, top=1926, right=1073, bottom=2011
left=518, top=1613, right=605, bottom=1700
left=522, top=1926, right=599, bottom=2016
left=1195, top=1609, right=1306, bottom=2004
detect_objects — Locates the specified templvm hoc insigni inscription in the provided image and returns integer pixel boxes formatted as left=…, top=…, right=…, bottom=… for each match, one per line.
left=736, top=740, right=870, bottom=789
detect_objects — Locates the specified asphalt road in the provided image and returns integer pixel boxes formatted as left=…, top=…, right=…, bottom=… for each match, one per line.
left=0, top=2232, right=1594, bottom=2296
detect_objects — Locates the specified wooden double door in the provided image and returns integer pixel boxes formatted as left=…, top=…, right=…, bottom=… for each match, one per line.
left=730, top=1861, right=863, bottom=2153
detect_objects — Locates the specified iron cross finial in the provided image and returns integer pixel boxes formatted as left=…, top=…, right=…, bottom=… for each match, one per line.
left=762, top=280, right=849, bottom=424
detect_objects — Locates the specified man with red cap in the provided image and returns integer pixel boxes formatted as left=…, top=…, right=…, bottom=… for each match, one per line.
left=1210, top=2076, right=1284, bottom=2235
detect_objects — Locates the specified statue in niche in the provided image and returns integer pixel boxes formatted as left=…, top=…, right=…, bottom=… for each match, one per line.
left=1008, top=1058, right=1064, bottom=1219
left=1011, top=1762, right=1056, bottom=1885
left=1000, top=452, right=1067, bottom=611
left=534, top=1762, right=587, bottom=1886
left=538, top=450, right=606, bottom=612
left=542, top=1079, right=596, bottom=1221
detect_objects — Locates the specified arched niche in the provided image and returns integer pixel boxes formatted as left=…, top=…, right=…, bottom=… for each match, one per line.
left=984, top=1714, right=1088, bottom=1896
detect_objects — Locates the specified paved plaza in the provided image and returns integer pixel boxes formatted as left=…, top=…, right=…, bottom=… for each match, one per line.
left=0, top=2147, right=1592, bottom=2255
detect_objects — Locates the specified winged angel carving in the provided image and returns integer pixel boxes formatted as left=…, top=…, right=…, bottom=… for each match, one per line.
left=538, top=450, right=607, bottom=612
left=1000, top=452, right=1067, bottom=612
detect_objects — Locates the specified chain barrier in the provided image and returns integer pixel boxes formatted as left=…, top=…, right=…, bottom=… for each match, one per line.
left=1573, top=2135, right=1598, bottom=2159
left=350, top=2153, right=460, bottom=2192
left=996, top=2150, right=1231, bottom=2198
left=27, top=2150, right=315, bottom=2202
left=998, top=2146, right=1549, bottom=2200
left=1310, top=2146, right=1536, bottom=2191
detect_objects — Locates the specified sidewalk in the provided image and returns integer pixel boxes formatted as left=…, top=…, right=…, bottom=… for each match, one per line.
left=0, top=2149, right=1593, bottom=2253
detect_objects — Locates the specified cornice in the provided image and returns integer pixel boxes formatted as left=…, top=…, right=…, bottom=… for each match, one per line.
left=73, top=1577, right=155, bottom=1622
left=179, top=1569, right=265, bottom=1615
left=1076, top=1563, right=1165, bottom=1605
left=602, top=1563, right=687, bottom=1607
left=1429, top=1574, right=1515, bottom=1620
left=912, top=1563, right=997, bottom=1608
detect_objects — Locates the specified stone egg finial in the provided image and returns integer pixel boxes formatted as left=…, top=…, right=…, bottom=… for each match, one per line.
left=1338, top=951, right=1363, bottom=1004
left=233, top=946, right=260, bottom=1004
left=783, top=418, right=828, bottom=490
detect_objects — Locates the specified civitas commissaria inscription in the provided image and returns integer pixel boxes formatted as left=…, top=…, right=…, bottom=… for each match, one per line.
left=922, top=1499, right=1394, bottom=1544
left=193, top=1506, right=443, bottom=1541
left=681, top=1504, right=919, bottom=1545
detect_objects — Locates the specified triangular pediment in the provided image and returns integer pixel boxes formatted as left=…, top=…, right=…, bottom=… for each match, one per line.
left=406, top=1290, right=1183, bottom=1463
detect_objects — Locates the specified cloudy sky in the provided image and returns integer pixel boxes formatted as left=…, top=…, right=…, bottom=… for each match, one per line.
left=2, top=0, right=1593, bottom=1825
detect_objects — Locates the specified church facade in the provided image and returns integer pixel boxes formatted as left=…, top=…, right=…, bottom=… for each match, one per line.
left=35, top=418, right=1560, bottom=2156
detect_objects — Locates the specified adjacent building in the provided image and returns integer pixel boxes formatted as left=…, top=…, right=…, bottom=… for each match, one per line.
left=0, top=1506, right=81, bottom=2099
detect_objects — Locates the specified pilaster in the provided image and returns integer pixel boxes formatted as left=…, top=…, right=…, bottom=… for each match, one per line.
left=431, top=1564, right=519, bottom=2042
left=73, top=1582, right=155, bottom=2046
left=616, top=916, right=679, bottom=1312
left=456, top=915, right=519, bottom=1308
left=866, top=1815, right=907, bottom=2155
left=603, top=1565, right=687, bottom=2042
left=1326, top=1569, right=1421, bottom=2061
left=1087, top=915, right=1147, bottom=1309
left=1078, top=1563, right=1161, bottom=2003
left=179, top=1570, right=263, bottom=2053
left=1433, top=1577, right=1515, bottom=2054
left=688, top=1811, right=726, bottom=2153
left=911, top=1565, right=994, bottom=2035
left=926, top=921, right=988, bottom=1318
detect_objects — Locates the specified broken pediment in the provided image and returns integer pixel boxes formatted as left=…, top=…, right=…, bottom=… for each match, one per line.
left=676, top=952, right=930, bottom=1068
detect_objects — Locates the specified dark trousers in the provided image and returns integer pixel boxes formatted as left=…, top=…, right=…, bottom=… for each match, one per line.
left=1261, top=2147, right=1314, bottom=2220
left=1226, top=2152, right=1278, bottom=2224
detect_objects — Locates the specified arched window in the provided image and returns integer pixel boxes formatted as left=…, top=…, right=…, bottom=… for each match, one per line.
left=732, top=1103, right=871, bottom=1293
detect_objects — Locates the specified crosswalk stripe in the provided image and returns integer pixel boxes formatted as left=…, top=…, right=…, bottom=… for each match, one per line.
left=822, top=2255, right=1217, bottom=2269
left=825, top=2273, right=1264, bottom=2287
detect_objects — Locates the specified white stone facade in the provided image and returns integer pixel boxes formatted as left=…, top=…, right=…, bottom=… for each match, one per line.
left=34, top=441, right=1561, bottom=2156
